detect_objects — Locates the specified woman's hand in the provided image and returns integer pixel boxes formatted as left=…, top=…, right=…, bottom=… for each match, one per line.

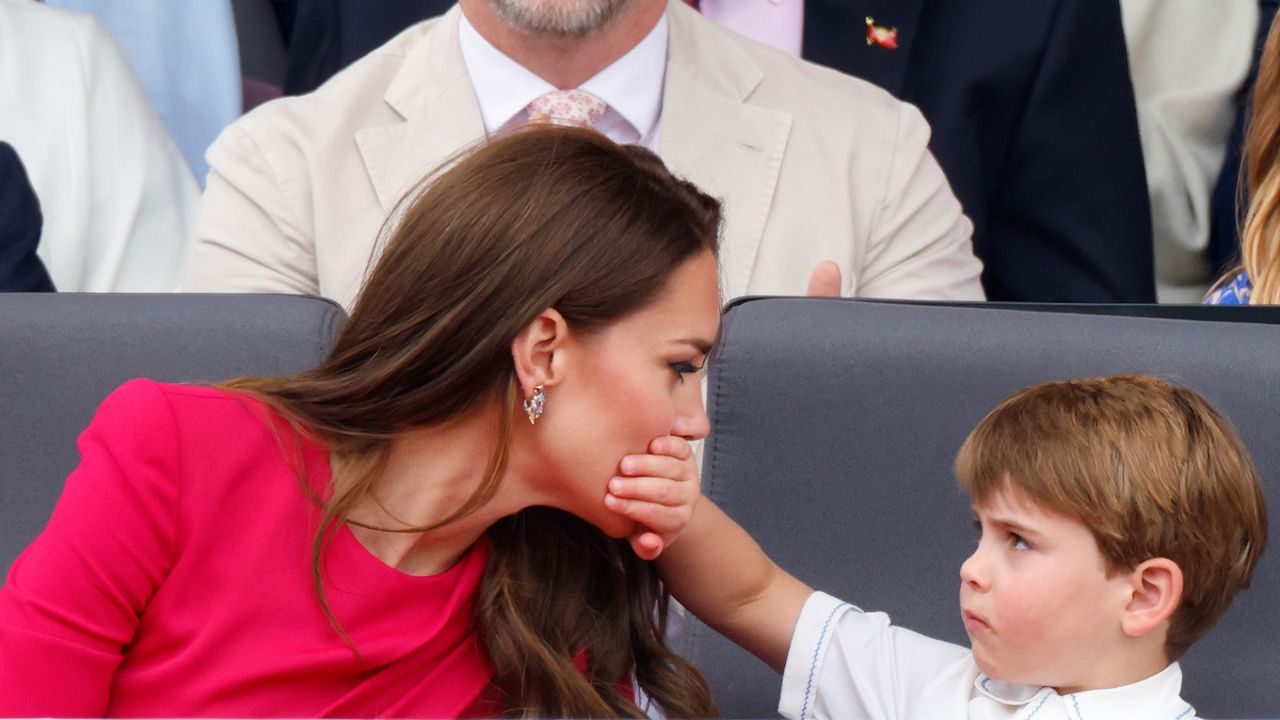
left=604, top=435, right=701, bottom=561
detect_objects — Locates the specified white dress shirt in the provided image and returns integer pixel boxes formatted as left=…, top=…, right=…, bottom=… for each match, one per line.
left=781, top=592, right=1195, bottom=720
left=457, top=11, right=667, bottom=150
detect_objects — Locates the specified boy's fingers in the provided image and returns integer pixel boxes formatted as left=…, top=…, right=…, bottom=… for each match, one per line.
left=618, top=454, right=691, bottom=480
left=605, top=494, right=691, bottom=534
left=648, top=435, right=693, bottom=460
left=609, top=437, right=700, bottom=563
left=627, top=530, right=665, bottom=561
left=609, top=476, right=696, bottom=507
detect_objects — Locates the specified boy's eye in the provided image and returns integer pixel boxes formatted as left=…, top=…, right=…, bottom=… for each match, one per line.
left=1010, top=533, right=1031, bottom=550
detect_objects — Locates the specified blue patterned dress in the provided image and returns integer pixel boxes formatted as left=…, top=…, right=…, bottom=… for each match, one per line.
left=1205, top=271, right=1252, bottom=305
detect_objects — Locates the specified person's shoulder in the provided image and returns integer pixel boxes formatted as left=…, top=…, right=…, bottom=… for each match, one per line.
left=348, top=12, right=449, bottom=69
left=0, top=0, right=83, bottom=38
left=97, top=378, right=180, bottom=418
left=298, top=14, right=445, bottom=106
left=99, top=379, right=268, bottom=431
left=1205, top=271, right=1251, bottom=305
left=233, top=12, right=450, bottom=139
left=672, top=13, right=909, bottom=160
left=683, top=15, right=902, bottom=120
left=0, top=140, right=29, bottom=189
left=0, top=1, right=108, bottom=65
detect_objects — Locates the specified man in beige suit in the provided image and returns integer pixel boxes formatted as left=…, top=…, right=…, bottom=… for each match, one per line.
left=186, top=0, right=983, bottom=309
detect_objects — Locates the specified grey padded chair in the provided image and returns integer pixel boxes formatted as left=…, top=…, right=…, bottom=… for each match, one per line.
left=686, top=297, right=1280, bottom=719
left=0, top=293, right=345, bottom=575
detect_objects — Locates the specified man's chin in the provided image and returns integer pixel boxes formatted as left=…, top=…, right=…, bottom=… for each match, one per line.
left=488, top=0, right=630, bottom=37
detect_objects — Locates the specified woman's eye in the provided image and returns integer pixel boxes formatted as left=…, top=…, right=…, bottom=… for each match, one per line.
left=669, top=361, right=703, bottom=382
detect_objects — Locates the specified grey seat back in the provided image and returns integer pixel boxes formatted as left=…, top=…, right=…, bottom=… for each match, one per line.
left=0, top=293, right=345, bottom=575
left=688, top=297, right=1280, bottom=719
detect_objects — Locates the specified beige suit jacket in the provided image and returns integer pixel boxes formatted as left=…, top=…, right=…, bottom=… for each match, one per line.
left=186, top=2, right=983, bottom=309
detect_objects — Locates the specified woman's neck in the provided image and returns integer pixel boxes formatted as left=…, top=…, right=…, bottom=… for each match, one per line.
left=344, top=410, right=529, bottom=576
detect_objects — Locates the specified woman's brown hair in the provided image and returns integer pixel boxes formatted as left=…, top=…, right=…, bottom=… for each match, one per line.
left=226, top=125, right=721, bottom=717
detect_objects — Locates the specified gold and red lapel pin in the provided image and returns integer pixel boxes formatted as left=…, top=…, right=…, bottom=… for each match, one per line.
left=865, top=17, right=899, bottom=49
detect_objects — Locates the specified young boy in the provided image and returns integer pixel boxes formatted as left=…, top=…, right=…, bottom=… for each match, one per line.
left=612, top=375, right=1268, bottom=718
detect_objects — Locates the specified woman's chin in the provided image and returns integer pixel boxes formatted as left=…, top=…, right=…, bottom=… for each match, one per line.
left=593, top=512, right=638, bottom=541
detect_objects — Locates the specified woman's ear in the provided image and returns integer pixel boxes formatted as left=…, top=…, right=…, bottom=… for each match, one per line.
left=1120, top=557, right=1183, bottom=640
left=511, top=308, right=570, bottom=397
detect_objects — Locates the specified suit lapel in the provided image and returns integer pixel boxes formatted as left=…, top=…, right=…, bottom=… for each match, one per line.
left=355, top=7, right=486, bottom=213
left=661, top=3, right=792, bottom=299
left=803, top=0, right=924, bottom=96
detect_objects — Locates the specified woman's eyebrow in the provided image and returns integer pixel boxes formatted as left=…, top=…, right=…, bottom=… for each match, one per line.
left=671, top=337, right=714, bottom=355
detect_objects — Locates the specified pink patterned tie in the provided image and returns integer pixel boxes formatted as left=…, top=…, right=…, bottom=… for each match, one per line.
left=527, top=89, right=608, bottom=128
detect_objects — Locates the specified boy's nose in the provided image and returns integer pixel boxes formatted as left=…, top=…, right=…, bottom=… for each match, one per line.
left=959, top=549, right=988, bottom=590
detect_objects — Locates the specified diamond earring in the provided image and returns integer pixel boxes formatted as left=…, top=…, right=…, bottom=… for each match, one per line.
left=522, top=385, right=546, bottom=425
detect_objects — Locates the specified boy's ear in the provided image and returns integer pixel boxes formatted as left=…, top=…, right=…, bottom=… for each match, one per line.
left=1120, top=557, right=1183, bottom=640
left=511, top=308, right=571, bottom=397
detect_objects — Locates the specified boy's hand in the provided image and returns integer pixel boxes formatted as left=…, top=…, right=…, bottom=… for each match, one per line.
left=605, top=435, right=701, bottom=561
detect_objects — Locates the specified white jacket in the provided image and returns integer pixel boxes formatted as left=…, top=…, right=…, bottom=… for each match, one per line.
left=0, top=0, right=199, bottom=291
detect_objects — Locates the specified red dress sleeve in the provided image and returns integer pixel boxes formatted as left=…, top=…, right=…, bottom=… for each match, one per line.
left=0, top=379, right=181, bottom=716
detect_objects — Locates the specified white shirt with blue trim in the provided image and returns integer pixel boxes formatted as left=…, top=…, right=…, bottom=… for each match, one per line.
left=780, top=592, right=1195, bottom=720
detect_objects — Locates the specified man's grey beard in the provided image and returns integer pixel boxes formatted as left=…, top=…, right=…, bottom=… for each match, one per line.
left=487, top=0, right=631, bottom=37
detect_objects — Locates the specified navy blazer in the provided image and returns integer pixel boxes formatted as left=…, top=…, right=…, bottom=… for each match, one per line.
left=0, top=143, right=54, bottom=293
left=804, top=0, right=1154, bottom=302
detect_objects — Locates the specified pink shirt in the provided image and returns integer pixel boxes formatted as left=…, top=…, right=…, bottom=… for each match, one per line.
left=0, top=380, right=494, bottom=717
left=699, top=0, right=804, bottom=57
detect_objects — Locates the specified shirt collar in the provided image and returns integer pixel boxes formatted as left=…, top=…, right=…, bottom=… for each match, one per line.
left=1065, top=664, right=1191, bottom=719
left=974, top=663, right=1191, bottom=718
left=973, top=674, right=1041, bottom=706
left=577, top=13, right=667, bottom=142
left=457, top=13, right=554, bottom=135
left=456, top=10, right=668, bottom=140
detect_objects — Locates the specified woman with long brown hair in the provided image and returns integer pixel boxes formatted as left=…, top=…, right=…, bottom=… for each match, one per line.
left=1210, top=12, right=1280, bottom=304
left=0, top=126, right=722, bottom=717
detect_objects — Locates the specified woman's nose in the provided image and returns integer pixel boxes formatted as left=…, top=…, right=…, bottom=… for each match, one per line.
left=673, top=392, right=711, bottom=441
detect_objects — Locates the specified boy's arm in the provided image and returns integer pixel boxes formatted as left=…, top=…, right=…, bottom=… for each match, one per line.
left=607, top=441, right=812, bottom=674
left=605, top=438, right=812, bottom=671
left=658, top=499, right=812, bottom=672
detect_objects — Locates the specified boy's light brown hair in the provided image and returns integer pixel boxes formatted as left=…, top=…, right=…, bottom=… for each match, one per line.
left=955, top=375, right=1267, bottom=661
